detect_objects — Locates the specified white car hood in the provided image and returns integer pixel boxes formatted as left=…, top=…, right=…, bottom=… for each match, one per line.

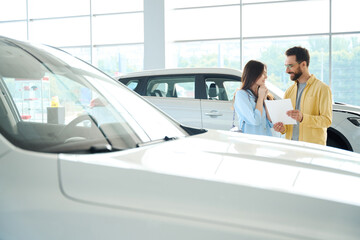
left=58, top=130, right=360, bottom=239
left=59, top=130, right=360, bottom=206
left=115, top=129, right=360, bottom=178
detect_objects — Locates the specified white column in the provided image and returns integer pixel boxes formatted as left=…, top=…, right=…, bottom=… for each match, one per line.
left=144, top=0, right=165, bottom=70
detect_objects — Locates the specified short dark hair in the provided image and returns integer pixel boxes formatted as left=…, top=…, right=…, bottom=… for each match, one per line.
left=285, top=46, right=310, bottom=67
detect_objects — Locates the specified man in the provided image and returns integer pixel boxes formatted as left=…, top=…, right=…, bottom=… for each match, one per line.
left=273, top=46, right=332, bottom=145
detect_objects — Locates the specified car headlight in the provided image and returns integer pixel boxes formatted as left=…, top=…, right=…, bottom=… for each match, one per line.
left=348, top=117, right=360, bottom=127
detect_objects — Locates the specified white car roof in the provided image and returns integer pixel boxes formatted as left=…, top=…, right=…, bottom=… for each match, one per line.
left=119, top=67, right=243, bottom=78
left=333, top=102, right=360, bottom=114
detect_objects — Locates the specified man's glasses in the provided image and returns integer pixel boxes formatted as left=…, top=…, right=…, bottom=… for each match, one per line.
left=285, top=61, right=302, bottom=69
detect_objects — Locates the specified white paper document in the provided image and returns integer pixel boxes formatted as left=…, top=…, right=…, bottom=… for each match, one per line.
left=265, top=99, right=297, bottom=125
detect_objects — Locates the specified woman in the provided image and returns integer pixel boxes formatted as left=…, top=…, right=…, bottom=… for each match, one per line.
left=234, top=60, right=273, bottom=136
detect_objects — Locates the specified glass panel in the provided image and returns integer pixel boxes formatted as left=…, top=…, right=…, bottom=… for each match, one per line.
left=147, top=83, right=168, bottom=97
left=5, top=78, right=51, bottom=122
left=93, top=0, right=143, bottom=14
left=206, top=78, right=240, bottom=101
left=93, top=13, right=144, bottom=45
left=146, top=76, right=196, bottom=98
left=126, top=80, right=139, bottom=90
left=61, top=47, right=91, bottom=64
left=28, top=0, right=90, bottom=19
left=93, top=44, right=144, bottom=77
left=0, top=0, right=26, bottom=21
left=169, top=0, right=240, bottom=8
left=243, top=0, right=288, bottom=3
left=332, top=34, right=360, bottom=106
left=333, top=0, right=360, bottom=32
left=169, top=5, right=240, bottom=41
left=243, top=0, right=329, bottom=37
left=175, top=82, right=195, bottom=98
left=166, top=40, right=240, bottom=69
left=0, top=22, right=27, bottom=40
left=243, top=36, right=330, bottom=92
left=0, top=39, right=186, bottom=153
left=29, top=17, right=90, bottom=46
left=224, top=81, right=240, bottom=100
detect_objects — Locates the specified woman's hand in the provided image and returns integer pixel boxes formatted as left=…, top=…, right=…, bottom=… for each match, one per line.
left=273, top=122, right=285, bottom=133
left=258, top=85, right=268, bottom=101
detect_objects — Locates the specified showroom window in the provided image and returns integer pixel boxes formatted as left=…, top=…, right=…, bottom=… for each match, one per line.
left=242, top=0, right=329, bottom=37
left=332, top=34, right=360, bottom=105
left=27, top=0, right=90, bottom=47
left=92, top=41, right=144, bottom=77
left=168, top=40, right=240, bottom=69
left=242, top=36, right=330, bottom=92
left=0, top=0, right=27, bottom=40
left=29, top=17, right=91, bottom=47
left=91, top=0, right=144, bottom=75
left=28, top=0, right=89, bottom=19
left=171, top=0, right=240, bottom=8
left=166, top=1, right=240, bottom=69
left=0, top=0, right=26, bottom=21
left=1, top=0, right=360, bottom=105
left=165, top=0, right=360, bottom=105
left=0, top=22, right=27, bottom=40
left=332, top=0, right=360, bottom=33
left=0, top=0, right=144, bottom=77
left=331, top=0, right=360, bottom=105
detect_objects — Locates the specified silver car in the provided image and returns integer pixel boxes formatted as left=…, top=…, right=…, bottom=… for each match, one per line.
left=118, top=68, right=360, bottom=153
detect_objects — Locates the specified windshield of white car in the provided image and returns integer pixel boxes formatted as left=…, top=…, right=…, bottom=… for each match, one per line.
left=0, top=37, right=187, bottom=154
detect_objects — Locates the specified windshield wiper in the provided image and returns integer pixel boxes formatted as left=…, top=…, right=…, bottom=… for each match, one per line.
left=43, top=141, right=123, bottom=154
left=136, top=136, right=178, bottom=148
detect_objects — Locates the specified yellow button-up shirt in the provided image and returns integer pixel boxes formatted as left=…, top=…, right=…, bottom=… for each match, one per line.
left=282, top=74, right=332, bottom=145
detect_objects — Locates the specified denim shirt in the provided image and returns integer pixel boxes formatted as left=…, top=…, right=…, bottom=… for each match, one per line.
left=234, top=89, right=273, bottom=136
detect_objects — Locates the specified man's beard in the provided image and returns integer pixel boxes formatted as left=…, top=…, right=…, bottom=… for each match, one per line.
left=289, top=69, right=302, bottom=81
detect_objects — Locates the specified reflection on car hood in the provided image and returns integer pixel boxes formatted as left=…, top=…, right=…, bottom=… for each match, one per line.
left=60, top=129, right=360, bottom=206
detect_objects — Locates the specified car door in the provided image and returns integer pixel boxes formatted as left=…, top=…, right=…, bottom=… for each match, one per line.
left=143, top=75, right=203, bottom=129
left=200, top=75, right=241, bottom=130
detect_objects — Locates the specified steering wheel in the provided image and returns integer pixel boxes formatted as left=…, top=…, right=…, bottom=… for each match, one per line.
left=57, top=114, right=99, bottom=141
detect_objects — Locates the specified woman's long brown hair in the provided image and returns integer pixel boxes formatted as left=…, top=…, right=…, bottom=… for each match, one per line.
left=241, top=60, right=273, bottom=101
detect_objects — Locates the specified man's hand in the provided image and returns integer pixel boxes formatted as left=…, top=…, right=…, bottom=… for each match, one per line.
left=287, top=110, right=303, bottom=122
left=273, top=122, right=285, bottom=133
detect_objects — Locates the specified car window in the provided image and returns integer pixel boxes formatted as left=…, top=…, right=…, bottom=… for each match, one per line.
left=224, top=81, right=241, bottom=100
left=146, top=76, right=195, bottom=98
left=174, top=82, right=194, bottom=98
left=126, top=80, right=139, bottom=90
left=205, top=78, right=241, bottom=101
left=0, top=40, right=187, bottom=153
